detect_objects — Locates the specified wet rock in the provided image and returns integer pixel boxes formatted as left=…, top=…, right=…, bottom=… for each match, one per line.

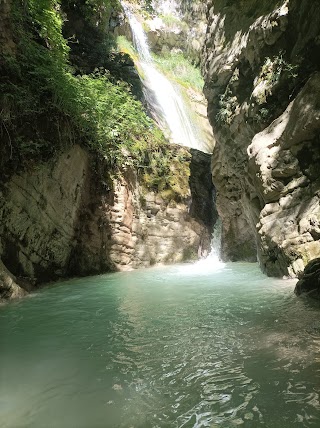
left=295, top=258, right=320, bottom=298
left=189, top=149, right=217, bottom=231
left=0, top=260, right=27, bottom=301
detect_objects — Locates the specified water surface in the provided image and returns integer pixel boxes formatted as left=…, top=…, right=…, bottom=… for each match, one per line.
left=1, top=262, right=320, bottom=427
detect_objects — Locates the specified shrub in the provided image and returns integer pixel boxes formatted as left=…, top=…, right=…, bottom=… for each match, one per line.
left=0, top=0, right=190, bottom=201
left=152, top=51, right=204, bottom=91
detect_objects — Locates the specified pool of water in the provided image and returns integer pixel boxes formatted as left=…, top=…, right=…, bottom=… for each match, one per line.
left=1, top=261, right=320, bottom=427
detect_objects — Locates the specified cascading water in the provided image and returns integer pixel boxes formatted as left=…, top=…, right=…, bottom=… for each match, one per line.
left=178, top=219, right=225, bottom=275
left=209, top=218, right=223, bottom=260
left=121, top=3, right=202, bottom=151
left=122, top=2, right=222, bottom=268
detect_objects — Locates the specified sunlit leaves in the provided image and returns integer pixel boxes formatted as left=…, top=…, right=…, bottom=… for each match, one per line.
left=2, top=0, right=190, bottom=200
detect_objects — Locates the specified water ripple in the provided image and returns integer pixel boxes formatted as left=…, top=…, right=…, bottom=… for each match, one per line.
left=1, top=263, right=320, bottom=427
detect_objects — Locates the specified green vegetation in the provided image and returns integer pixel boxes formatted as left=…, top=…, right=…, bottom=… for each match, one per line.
left=260, top=52, right=298, bottom=85
left=254, top=52, right=299, bottom=104
left=117, top=35, right=203, bottom=91
left=253, top=107, right=270, bottom=124
left=216, top=52, right=299, bottom=125
left=0, top=0, right=190, bottom=200
left=129, top=0, right=154, bottom=14
left=117, top=36, right=138, bottom=61
left=159, top=14, right=188, bottom=31
left=215, top=67, right=240, bottom=124
left=142, top=147, right=191, bottom=200
left=152, top=52, right=204, bottom=91
left=79, top=0, right=121, bottom=17
left=216, top=87, right=238, bottom=124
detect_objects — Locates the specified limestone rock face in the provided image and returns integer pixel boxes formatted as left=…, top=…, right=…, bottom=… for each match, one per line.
left=0, top=146, right=213, bottom=299
left=71, top=150, right=214, bottom=274
left=202, top=0, right=320, bottom=276
left=75, top=178, right=207, bottom=272
left=138, top=0, right=208, bottom=64
left=189, top=149, right=217, bottom=245
left=187, top=89, right=216, bottom=154
left=0, top=145, right=90, bottom=282
left=248, top=74, right=320, bottom=276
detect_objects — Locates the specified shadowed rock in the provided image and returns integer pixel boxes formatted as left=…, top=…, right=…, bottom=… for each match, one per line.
left=202, top=0, right=320, bottom=276
left=294, top=258, right=320, bottom=298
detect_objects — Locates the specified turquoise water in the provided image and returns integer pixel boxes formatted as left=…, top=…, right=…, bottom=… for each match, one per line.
left=1, top=261, right=320, bottom=427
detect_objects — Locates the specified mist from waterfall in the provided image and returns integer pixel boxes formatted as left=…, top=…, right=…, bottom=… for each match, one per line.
left=191, top=219, right=225, bottom=274
left=121, top=3, right=201, bottom=150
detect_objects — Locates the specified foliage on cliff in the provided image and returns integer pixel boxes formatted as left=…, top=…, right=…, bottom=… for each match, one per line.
left=117, top=35, right=203, bottom=91
left=0, top=0, right=189, bottom=200
left=153, top=52, right=204, bottom=91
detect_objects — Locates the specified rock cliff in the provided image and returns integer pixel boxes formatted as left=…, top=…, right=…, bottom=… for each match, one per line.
left=202, top=0, right=320, bottom=276
left=0, top=145, right=213, bottom=299
left=0, top=146, right=90, bottom=282
left=0, top=0, right=215, bottom=300
left=73, top=163, right=212, bottom=274
left=145, top=0, right=207, bottom=65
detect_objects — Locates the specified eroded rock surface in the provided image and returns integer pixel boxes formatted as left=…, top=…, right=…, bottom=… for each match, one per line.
left=145, top=0, right=208, bottom=64
left=202, top=0, right=320, bottom=276
left=248, top=74, right=320, bottom=276
left=0, top=145, right=90, bottom=282
left=71, top=149, right=214, bottom=274
left=0, top=145, right=213, bottom=299
left=0, top=260, right=27, bottom=301
left=72, top=175, right=209, bottom=274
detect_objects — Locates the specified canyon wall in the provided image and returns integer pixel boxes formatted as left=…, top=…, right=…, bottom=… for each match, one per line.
left=146, top=0, right=207, bottom=65
left=0, top=0, right=216, bottom=300
left=0, top=145, right=213, bottom=299
left=202, top=0, right=320, bottom=277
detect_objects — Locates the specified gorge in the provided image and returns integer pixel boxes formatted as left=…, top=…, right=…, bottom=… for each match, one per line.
left=1, top=0, right=320, bottom=426
left=1, top=0, right=320, bottom=298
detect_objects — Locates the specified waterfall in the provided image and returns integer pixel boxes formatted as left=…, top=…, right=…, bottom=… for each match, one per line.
left=210, top=218, right=223, bottom=260
left=176, top=219, right=225, bottom=274
left=121, top=3, right=200, bottom=150
left=121, top=3, right=223, bottom=269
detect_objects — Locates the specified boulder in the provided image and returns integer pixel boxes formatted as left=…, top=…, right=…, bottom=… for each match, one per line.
left=0, top=260, right=27, bottom=301
left=294, top=258, right=320, bottom=298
